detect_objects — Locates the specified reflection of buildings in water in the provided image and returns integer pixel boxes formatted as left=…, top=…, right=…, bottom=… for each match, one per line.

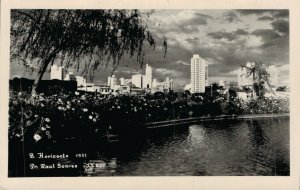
left=194, top=120, right=273, bottom=175
left=188, top=125, right=206, bottom=146
left=247, top=119, right=269, bottom=146
left=245, top=119, right=274, bottom=175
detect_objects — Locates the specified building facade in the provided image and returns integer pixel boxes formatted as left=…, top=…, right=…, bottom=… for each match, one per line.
left=107, top=75, right=118, bottom=88
left=151, top=77, right=173, bottom=93
left=94, top=85, right=111, bottom=95
left=50, top=65, right=65, bottom=80
left=64, top=72, right=76, bottom=81
left=190, top=54, right=208, bottom=93
left=119, top=77, right=125, bottom=86
left=132, top=74, right=143, bottom=88
left=142, top=63, right=153, bottom=89
left=75, top=76, right=86, bottom=87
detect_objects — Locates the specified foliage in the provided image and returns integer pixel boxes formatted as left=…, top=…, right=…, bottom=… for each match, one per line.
left=9, top=90, right=289, bottom=144
left=11, top=9, right=167, bottom=94
left=241, top=62, right=272, bottom=98
left=242, top=96, right=289, bottom=114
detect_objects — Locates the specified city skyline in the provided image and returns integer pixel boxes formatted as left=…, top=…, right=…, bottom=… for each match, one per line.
left=10, top=9, right=289, bottom=90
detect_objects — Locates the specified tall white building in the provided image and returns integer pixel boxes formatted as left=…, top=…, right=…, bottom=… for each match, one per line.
left=190, top=54, right=208, bottom=93
left=50, top=64, right=65, bottom=80
left=267, top=65, right=279, bottom=87
left=132, top=74, right=143, bottom=88
left=142, top=63, right=152, bottom=89
left=108, top=75, right=118, bottom=88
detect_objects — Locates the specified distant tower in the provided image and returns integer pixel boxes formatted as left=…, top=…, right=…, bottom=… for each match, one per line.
left=143, top=63, right=152, bottom=88
left=110, top=75, right=117, bottom=88
left=50, top=65, right=64, bottom=80
left=190, top=54, right=208, bottom=93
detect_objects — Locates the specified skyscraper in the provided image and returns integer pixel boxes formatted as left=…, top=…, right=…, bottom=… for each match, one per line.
left=110, top=75, right=118, bottom=88
left=107, top=75, right=118, bottom=88
left=142, top=63, right=152, bottom=89
left=190, top=54, right=208, bottom=93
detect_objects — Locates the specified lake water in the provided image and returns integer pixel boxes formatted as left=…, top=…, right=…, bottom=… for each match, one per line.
left=10, top=117, right=289, bottom=176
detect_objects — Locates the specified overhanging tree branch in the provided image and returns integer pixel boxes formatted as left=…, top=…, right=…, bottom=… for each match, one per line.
left=11, top=9, right=167, bottom=97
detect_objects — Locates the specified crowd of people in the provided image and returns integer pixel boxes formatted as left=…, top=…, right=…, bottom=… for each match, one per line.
left=9, top=90, right=289, bottom=144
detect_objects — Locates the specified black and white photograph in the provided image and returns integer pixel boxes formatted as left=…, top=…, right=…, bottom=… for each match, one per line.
left=2, top=0, right=300, bottom=188
left=7, top=8, right=291, bottom=178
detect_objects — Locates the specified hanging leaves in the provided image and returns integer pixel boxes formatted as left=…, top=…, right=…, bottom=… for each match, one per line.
left=11, top=9, right=167, bottom=86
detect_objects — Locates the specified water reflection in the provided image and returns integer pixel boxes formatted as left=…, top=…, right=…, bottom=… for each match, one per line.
left=14, top=118, right=289, bottom=176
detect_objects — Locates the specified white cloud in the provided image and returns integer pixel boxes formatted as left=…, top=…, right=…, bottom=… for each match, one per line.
left=244, top=35, right=264, bottom=47
left=119, top=70, right=139, bottom=74
left=175, top=60, right=190, bottom=66
left=226, top=69, right=239, bottom=76
left=155, top=68, right=182, bottom=76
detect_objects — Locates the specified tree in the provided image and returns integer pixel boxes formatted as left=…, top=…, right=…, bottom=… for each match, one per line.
left=11, top=9, right=167, bottom=96
left=241, top=62, right=272, bottom=98
left=205, top=83, right=221, bottom=97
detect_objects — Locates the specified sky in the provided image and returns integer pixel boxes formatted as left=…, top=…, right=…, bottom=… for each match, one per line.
left=10, top=9, right=289, bottom=90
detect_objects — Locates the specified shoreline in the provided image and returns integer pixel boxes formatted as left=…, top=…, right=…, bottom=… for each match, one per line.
left=144, top=113, right=290, bottom=129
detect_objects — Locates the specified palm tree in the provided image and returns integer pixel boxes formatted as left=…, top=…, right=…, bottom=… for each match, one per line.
left=241, top=62, right=273, bottom=98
